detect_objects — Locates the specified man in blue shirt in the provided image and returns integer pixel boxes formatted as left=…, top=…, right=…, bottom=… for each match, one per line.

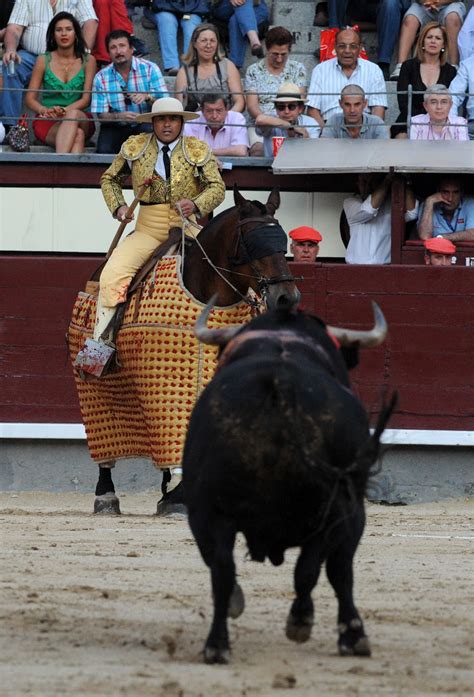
left=91, top=29, right=167, bottom=153
left=417, top=177, right=474, bottom=242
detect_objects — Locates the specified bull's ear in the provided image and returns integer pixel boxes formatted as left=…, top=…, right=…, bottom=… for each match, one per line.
left=266, top=187, right=280, bottom=214
left=233, top=184, right=247, bottom=207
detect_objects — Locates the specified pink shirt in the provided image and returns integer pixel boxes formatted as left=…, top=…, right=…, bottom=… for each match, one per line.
left=183, top=111, right=249, bottom=151
left=410, top=113, right=469, bottom=141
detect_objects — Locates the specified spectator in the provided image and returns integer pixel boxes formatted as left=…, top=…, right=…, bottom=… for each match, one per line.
left=392, top=21, right=456, bottom=138
left=254, top=86, right=314, bottom=156
left=92, top=0, right=147, bottom=66
left=183, top=92, right=249, bottom=156
left=423, top=236, right=456, bottom=264
left=307, top=28, right=387, bottom=127
left=0, top=0, right=15, bottom=45
left=25, top=12, right=96, bottom=153
left=245, top=26, right=307, bottom=157
left=152, top=0, right=209, bottom=76
left=322, top=0, right=412, bottom=81
left=410, top=84, right=468, bottom=139
left=377, top=0, right=412, bottom=80
left=288, top=226, right=323, bottom=263
left=210, top=0, right=269, bottom=68
left=449, top=54, right=474, bottom=139
left=344, top=173, right=418, bottom=264
left=417, top=176, right=474, bottom=241
left=1, top=0, right=98, bottom=128
left=390, top=0, right=466, bottom=78
left=175, top=23, right=245, bottom=112
left=322, top=84, right=389, bottom=138
left=255, top=82, right=320, bottom=157
left=458, top=5, right=474, bottom=61
left=91, top=29, right=168, bottom=153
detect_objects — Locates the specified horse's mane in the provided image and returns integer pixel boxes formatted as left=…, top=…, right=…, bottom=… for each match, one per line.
left=197, top=204, right=237, bottom=240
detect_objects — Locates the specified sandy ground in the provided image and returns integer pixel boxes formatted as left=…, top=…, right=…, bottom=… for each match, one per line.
left=0, top=492, right=473, bottom=697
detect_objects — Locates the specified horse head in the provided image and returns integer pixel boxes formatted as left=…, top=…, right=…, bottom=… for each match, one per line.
left=232, top=186, right=301, bottom=311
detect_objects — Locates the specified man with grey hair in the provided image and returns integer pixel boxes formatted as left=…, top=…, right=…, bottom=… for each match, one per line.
left=321, top=84, right=388, bottom=139
left=410, top=84, right=468, bottom=140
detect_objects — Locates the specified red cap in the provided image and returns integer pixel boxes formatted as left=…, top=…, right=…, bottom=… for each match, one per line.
left=424, top=238, right=456, bottom=255
left=288, top=226, right=323, bottom=243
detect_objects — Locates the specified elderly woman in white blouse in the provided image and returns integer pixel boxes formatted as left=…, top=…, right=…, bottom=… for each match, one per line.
left=410, top=84, right=468, bottom=140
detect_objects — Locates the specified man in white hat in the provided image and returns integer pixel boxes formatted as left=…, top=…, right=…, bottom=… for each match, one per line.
left=255, top=82, right=320, bottom=157
left=95, top=96, right=226, bottom=343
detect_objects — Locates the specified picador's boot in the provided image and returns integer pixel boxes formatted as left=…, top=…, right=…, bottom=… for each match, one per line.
left=156, top=467, right=186, bottom=516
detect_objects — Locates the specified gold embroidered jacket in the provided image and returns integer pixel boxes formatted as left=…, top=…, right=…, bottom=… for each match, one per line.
left=100, top=133, right=225, bottom=216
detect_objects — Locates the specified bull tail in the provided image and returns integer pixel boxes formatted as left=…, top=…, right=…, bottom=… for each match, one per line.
left=357, top=390, right=398, bottom=477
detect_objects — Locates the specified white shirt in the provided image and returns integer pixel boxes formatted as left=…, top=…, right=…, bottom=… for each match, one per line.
left=0, top=122, right=5, bottom=144
left=307, top=58, right=388, bottom=121
left=344, top=195, right=418, bottom=265
left=154, top=137, right=179, bottom=180
left=10, top=0, right=97, bottom=56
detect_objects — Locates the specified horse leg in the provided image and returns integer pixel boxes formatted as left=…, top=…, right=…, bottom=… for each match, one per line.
left=325, top=510, right=371, bottom=657
left=286, top=540, right=321, bottom=643
left=94, top=461, right=121, bottom=514
left=156, top=467, right=186, bottom=516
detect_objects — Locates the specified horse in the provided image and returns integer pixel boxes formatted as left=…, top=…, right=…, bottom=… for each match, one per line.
left=68, top=186, right=300, bottom=515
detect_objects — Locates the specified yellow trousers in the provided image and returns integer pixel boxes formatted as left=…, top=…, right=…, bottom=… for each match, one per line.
left=94, top=204, right=196, bottom=341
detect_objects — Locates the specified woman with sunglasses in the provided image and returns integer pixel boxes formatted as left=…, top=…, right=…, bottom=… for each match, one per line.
left=175, top=23, right=245, bottom=112
left=25, top=12, right=96, bottom=153
left=255, top=82, right=320, bottom=158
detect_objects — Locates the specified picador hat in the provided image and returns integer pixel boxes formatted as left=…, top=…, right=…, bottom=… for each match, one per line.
left=136, top=97, right=199, bottom=123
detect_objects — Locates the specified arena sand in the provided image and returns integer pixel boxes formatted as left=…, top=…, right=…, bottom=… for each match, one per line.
left=0, top=493, right=472, bottom=697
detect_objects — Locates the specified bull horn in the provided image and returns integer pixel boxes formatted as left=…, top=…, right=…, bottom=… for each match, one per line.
left=327, top=302, right=387, bottom=348
left=194, top=294, right=244, bottom=346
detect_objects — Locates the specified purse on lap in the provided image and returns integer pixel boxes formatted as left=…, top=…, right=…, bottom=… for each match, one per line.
left=7, top=113, right=30, bottom=152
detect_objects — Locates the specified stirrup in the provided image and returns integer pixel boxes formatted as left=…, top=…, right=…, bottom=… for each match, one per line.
left=74, top=337, right=117, bottom=380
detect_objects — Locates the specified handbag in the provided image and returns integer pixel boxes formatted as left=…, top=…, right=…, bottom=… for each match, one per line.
left=319, top=26, right=368, bottom=62
left=7, top=113, right=30, bottom=152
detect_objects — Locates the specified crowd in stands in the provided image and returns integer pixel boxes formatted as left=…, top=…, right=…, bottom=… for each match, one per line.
left=0, top=0, right=473, bottom=263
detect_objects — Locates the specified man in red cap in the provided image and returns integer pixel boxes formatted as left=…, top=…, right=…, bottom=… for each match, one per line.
left=288, top=226, right=323, bottom=263
left=424, top=237, right=456, bottom=266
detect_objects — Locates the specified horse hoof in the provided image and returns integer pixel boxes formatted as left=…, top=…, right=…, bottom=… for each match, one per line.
left=94, top=493, right=121, bottom=515
left=339, top=636, right=371, bottom=657
left=285, top=613, right=313, bottom=643
left=228, top=583, right=245, bottom=619
left=204, top=646, right=230, bottom=664
left=156, top=501, right=187, bottom=517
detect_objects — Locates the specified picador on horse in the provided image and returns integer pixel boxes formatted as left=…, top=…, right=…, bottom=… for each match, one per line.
left=68, top=97, right=300, bottom=516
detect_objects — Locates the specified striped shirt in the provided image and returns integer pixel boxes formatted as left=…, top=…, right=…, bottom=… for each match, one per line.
left=11, top=0, right=97, bottom=56
left=409, top=114, right=469, bottom=141
left=91, top=57, right=168, bottom=115
left=307, top=58, right=388, bottom=121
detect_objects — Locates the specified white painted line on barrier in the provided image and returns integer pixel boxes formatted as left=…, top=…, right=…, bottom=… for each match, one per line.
left=392, top=533, right=474, bottom=541
left=2, top=423, right=474, bottom=446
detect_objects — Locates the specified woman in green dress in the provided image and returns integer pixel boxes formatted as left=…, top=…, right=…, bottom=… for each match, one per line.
left=26, top=11, right=96, bottom=153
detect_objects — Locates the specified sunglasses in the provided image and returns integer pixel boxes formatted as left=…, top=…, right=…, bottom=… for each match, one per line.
left=275, top=102, right=299, bottom=111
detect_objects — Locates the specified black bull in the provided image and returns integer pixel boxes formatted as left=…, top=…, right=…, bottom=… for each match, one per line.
left=182, top=302, right=396, bottom=664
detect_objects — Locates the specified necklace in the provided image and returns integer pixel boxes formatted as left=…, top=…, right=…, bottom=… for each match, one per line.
left=57, top=57, right=79, bottom=79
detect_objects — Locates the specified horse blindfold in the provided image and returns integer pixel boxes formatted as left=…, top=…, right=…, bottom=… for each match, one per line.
left=238, top=224, right=288, bottom=263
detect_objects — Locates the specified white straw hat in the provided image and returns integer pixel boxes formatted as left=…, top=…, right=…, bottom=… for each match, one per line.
left=136, top=97, right=199, bottom=123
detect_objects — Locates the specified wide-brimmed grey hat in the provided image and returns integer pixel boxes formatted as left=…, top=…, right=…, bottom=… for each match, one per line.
left=136, top=97, right=199, bottom=123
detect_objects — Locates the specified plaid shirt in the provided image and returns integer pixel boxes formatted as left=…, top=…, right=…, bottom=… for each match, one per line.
left=91, top=57, right=168, bottom=115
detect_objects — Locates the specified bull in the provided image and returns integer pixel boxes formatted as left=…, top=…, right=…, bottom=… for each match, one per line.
left=182, top=300, right=396, bottom=664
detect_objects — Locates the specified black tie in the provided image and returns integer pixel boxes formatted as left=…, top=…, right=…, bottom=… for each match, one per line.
left=162, top=144, right=170, bottom=180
